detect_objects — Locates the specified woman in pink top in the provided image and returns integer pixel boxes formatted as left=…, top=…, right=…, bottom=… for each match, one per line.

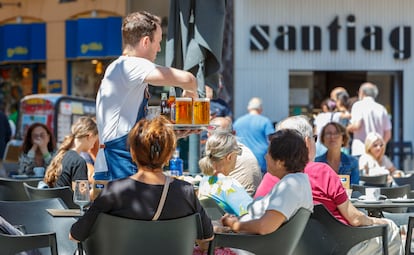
left=255, top=115, right=402, bottom=255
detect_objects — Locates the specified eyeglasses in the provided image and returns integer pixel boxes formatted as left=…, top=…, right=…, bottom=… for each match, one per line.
left=208, top=146, right=242, bottom=161
left=32, top=133, right=47, bottom=139
left=235, top=146, right=242, bottom=156
left=312, top=135, right=317, bottom=142
left=324, top=132, right=342, bottom=138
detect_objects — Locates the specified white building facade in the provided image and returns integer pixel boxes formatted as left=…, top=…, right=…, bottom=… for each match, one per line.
left=233, top=0, right=414, bottom=158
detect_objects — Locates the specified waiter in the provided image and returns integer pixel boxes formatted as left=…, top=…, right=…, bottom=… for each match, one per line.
left=94, top=11, right=197, bottom=180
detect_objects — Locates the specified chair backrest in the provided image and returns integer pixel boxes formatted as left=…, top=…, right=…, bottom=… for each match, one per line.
left=380, top=184, right=410, bottom=199
left=0, top=232, right=58, bottom=255
left=294, top=204, right=388, bottom=255
left=84, top=213, right=201, bottom=255
left=2, top=139, right=23, bottom=175
left=360, top=174, right=388, bottom=187
left=23, top=182, right=78, bottom=209
left=199, top=197, right=225, bottom=221
left=0, top=177, right=40, bottom=201
left=393, top=174, right=414, bottom=190
left=207, top=207, right=311, bottom=255
left=0, top=198, right=77, bottom=255
left=406, top=216, right=414, bottom=255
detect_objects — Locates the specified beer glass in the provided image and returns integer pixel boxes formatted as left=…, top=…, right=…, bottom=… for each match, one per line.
left=193, top=98, right=210, bottom=125
left=175, top=97, right=193, bottom=124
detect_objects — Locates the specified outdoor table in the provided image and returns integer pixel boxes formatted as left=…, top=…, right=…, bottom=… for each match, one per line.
left=352, top=199, right=414, bottom=217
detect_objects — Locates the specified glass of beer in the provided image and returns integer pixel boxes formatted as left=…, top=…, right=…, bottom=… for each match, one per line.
left=175, top=97, right=193, bottom=124
left=193, top=98, right=210, bottom=125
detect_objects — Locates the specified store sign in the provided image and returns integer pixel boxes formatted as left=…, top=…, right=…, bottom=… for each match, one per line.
left=7, top=46, right=29, bottom=58
left=250, top=14, right=411, bottom=60
left=66, top=17, right=122, bottom=58
left=80, top=42, right=103, bottom=54
left=0, top=23, right=46, bottom=62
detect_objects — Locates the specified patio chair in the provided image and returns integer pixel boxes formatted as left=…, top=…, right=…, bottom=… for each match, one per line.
left=0, top=177, right=40, bottom=201
left=83, top=213, right=202, bottom=255
left=199, top=196, right=225, bottom=221
left=351, top=184, right=410, bottom=198
left=294, top=204, right=388, bottom=255
left=360, top=174, right=389, bottom=187
left=1, top=139, right=23, bottom=176
left=393, top=174, right=414, bottom=190
left=23, top=182, right=78, bottom=209
left=207, top=207, right=311, bottom=255
left=406, top=216, right=414, bottom=255
left=380, top=184, right=411, bottom=199
left=0, top=198, right=77, bottom=255
left=0, top=231, right=58, bottom=255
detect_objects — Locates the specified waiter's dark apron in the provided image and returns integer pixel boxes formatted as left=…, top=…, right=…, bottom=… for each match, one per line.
left=94, top=90, right=149, bottom=180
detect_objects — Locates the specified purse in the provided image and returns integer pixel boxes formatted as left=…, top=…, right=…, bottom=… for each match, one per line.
left=152, top=175, right=172, bottom=221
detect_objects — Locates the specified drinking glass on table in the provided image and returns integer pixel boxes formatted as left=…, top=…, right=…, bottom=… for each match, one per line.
left=73, top=180, right=90, bottom=216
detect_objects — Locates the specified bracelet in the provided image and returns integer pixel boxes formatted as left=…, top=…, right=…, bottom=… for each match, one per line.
left=43, top=152, right=51, bottom=159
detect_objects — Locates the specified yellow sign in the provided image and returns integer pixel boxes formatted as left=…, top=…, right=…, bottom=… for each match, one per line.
left=71, top=102, right=84, bottom=115
left=25, top=98, right=46, bottom=105
left=80, top=42, right=103, bottom=54
left=7, top=46, right=29, bottom=58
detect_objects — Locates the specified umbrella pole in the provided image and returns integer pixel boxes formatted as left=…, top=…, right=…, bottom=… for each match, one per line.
left=188, top=134, right=200, bottom=174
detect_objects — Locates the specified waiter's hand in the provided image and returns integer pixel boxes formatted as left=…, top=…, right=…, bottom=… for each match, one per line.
left=182, top=89, right=198, bottom=99
left=174, top=129, right=202, bottom=139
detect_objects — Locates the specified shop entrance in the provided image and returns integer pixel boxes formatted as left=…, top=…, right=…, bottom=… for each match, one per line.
left=289, top=70, right=405, bottom=167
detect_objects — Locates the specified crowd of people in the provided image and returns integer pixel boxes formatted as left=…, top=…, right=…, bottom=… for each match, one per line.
left=0, top=9, right=407, bottom=255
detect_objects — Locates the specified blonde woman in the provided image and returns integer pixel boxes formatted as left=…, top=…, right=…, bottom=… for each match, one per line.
left=198, top=131, right=253, bottom=217
left=359, top=132, right=402, bottom=177
left=44, top=117, right=98, bottom=188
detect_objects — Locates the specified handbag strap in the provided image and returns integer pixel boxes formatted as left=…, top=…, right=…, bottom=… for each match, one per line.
left=152, top=175, right=171, bottom=221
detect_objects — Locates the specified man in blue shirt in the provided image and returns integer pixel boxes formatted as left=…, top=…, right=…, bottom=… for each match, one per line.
left=233, top=97, right=275, bottom=174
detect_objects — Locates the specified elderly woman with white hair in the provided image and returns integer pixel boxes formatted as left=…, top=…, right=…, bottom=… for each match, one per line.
left=198, top=131, right=253, bottom=217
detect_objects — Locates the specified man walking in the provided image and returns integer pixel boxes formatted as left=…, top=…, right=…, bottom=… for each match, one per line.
left=233, top=97, right=274, bottom=174
left=347, top=82, right=392, bottom=157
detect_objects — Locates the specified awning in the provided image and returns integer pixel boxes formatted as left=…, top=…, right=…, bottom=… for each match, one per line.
left=66, top=17, right=122, bottom=59
left=0, top=23, right=46, bottom=63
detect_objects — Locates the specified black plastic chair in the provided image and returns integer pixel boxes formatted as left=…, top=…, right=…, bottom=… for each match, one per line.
left=23, top=182, right=78, bottom=209
left=1, top=139, right=23, bottom=176
left=380, top=184, right=411, bottom=199
left=351, top=184, right=410, bottom=198
left=0, top=198, right=77, bottom=255
left=406, top=216, right=414, bottom=255
left=394, top=175, right=414, bottom=190
left=207, top=207, right=311, bottom=255
left=84, top=213, right=202, bottom=255
left=0, top=231, right=58, bottom=255
left=0, top=177, right=40, bottom=201
left=360, top=174, right=389, bottom=187
left=199, top=197, right=225, bottom=221
left=294, top=204, right=388, bottom=255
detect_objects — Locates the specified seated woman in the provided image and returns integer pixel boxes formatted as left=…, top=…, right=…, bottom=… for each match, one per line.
left=255, top=115, right=402, bottom=254
left=19, top=123, right=56, bottom=176
left=198, top=131, right=254, bottom=216
left=359, top=132, right=403, bottom=178
left=315, top=122, right=359, bottom=185
left=70, top=116, right=213, bottom=250
left=220, top=129, right=313, bottom=235
left=44, top=117, right=98, bottom=188
left=80, top=138, right=99, bottom=184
